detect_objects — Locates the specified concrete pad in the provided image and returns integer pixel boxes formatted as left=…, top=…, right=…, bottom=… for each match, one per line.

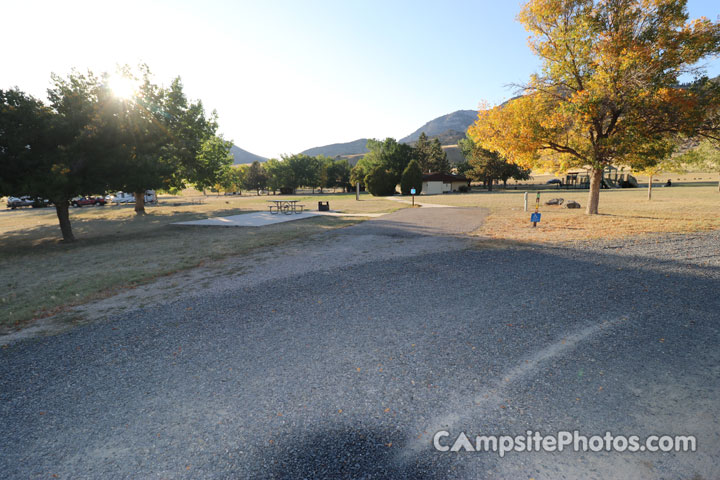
left=172, top=210, right=384, bottom=227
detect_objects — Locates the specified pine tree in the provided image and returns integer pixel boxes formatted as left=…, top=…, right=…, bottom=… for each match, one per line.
left=413, top=132, right=432, bottom=173
left=428, top=139, right=450, bottom=174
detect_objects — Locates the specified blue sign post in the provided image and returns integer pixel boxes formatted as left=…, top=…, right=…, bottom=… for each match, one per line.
left=410, top=188, right=416, bottom=206
left=532, top=192, right=541, bottom=227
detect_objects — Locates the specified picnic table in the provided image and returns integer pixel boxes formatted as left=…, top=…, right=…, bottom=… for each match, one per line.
left=267, top=199, right=304, bottom=215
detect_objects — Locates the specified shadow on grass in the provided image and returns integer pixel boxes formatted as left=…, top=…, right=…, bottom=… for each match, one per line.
left=0, top=213, right=361, bottom=330
left=0, top=206, right=270, bottom=256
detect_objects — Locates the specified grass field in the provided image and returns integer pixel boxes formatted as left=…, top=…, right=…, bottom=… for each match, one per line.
left=417, top=182, right=720, bottom=243
left=0, top=193, right=401, bottom=330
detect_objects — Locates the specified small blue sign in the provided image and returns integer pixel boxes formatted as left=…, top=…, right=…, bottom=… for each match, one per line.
left=531, top=213, right=541, bottom=223
left=410, top=188, right=416, bottom=195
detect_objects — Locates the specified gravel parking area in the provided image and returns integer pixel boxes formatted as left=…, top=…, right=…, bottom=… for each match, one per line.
left=1, top=208, right=718, bottom=479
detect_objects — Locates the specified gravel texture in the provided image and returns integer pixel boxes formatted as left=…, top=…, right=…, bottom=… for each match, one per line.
left=1, top=208, right=719, bottom=479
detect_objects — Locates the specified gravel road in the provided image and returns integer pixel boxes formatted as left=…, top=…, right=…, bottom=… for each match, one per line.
left=1, top=207, right=719, bottom=479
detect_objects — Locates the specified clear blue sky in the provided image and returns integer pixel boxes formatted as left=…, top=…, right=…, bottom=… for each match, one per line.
left=2, top=0, right=718, bottom=158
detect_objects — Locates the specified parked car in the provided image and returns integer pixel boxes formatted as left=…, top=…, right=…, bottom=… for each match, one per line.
left=31, top=198, right=51, bottom=208
left=6, top=196, right=50, bottom=209
left=6, top=196, right=34, bottom=209
left=71, top=196, right=107, bottom=207
left=108, top=190, right=157, bottom=205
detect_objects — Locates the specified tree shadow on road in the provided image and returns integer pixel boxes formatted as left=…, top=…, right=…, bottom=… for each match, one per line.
left=259, top=425, right=460, bottom=479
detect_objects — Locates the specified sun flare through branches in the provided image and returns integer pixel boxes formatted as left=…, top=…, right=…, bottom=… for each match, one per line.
left=107, top=75, right=138, bottom=100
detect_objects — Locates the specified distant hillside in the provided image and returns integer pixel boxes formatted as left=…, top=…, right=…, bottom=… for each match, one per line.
left=432, top=129, right=467, bottom=145
left=400, top=110, right=477, bottom=144
left=442, top=145, right=466, bottom=165
left=405, top=129, right=467, bottom=146
left=298, top=109, right=478, bottom=158
left=230, top=145, right=267, bottom=165
left=301, top=138, right=369, bottom=157
left=338, top=153, right=365, bottom=167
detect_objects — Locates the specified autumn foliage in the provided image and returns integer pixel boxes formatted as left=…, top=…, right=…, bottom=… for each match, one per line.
left=469, top=0, right=720, bottom=214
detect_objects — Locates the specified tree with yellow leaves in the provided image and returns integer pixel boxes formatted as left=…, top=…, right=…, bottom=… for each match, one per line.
left=469, top=0, right=720, bottom=214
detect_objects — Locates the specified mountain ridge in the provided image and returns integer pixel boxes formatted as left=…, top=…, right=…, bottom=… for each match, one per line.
left=300, top=109, right=478, bottom=158
left=399, top=110, right=477, bottom=144
left=301, top=138, right=370, bottom=157
left=230, top=145, right=267, bottom=164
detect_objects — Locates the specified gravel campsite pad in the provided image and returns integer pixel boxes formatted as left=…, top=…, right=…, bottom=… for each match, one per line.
left=1, top=208, right=719, bottom=479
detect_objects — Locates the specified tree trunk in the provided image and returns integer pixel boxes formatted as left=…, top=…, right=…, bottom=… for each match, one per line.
left=586, top=168, right=603, bottom=215
left=486, top=177, right=493, bottom=192
left=647, top=175, right=653, bottom=201
left=55, top=201, right=75, bottom=242
left=134, top=191, right=146, bottom=215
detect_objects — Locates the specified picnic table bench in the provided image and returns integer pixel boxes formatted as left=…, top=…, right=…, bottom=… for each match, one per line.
left=267, top=200, right=305, bottom=215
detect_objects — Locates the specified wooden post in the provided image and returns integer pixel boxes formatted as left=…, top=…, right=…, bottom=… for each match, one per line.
left=524, top=192, right=528, bottom=212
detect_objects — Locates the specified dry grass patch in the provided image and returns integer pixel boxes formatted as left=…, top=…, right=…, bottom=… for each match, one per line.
left=172, top=191, right=404, bottom=215
left=0, top=192, right=395, bottom=331
left=416, top=184, right=720, bottom=243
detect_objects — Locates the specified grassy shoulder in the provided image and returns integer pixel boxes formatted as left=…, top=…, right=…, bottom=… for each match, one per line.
left=0, top=193, right=399, bottom=331
left=415, top=183, right=720, bottom=243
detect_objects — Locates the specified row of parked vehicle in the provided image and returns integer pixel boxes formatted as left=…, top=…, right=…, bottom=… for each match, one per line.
left=5, top=191, right=157, bottom=210
left=5, top=196, right=50, bottom=209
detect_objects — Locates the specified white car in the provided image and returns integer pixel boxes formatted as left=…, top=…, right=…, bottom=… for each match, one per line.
left=108, top=191, right=157, bottom=205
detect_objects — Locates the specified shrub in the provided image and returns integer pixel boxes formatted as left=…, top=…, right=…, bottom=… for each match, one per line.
left=365, top=166, right=397, bottom=196
left=400, top=159, right=423, bottom=195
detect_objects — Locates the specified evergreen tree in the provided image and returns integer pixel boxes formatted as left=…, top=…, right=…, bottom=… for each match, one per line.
left=413, top=132, right=432, bottom=173
left=400, top=159, right=423, bottom=195
left=365, top=165, right=397, bottom=196
left=428, top=138, right=450, bottom=174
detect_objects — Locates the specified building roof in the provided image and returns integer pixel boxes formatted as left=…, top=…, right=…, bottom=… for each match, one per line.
left=422, top=173, right=468, bottom=183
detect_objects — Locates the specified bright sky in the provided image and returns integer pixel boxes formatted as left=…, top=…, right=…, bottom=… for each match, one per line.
left=2, top=0, right=719, bottom=158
